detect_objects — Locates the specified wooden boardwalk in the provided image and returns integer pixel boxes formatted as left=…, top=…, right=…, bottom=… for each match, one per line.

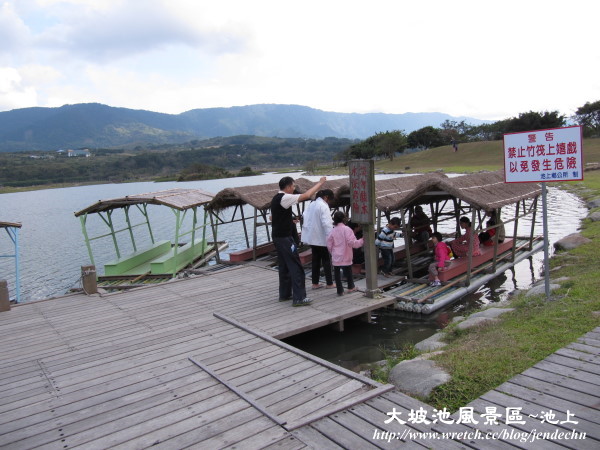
left=295, top=327, right=600, bottom=449
left=0, top=264, right=398, bottom=449
left=1, top=264, right=598, bottom=448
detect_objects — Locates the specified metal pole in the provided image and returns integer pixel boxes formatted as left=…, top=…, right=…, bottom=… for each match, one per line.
left=124, top=206, right=137, bottom=252
left=541, top=183, right=551, bottom=299
left=79, top=214, right=95, bottom=267
left=209, top=211, right=221, bottom=263
left=252, top=207, right=258, bottom=261
left=14, top=227, right=20, bottom=304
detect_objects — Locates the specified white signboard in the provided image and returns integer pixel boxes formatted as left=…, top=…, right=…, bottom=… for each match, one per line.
left=503, top=125, right=583, bottom=183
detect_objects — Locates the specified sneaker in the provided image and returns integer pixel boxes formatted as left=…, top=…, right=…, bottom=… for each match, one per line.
left=432, top=280, right=442, bottom=287
left=292, top=298, right=313, bottom=307
left=278, top=296, right=292, bottom=302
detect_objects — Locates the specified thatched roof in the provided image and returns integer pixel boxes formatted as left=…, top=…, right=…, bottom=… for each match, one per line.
left=205, top=170, right=541, bottom=214
left=74, top=188, right=215, bottom=217
left=207, top=177, right=348, bottom=211
left=437, top=170, right=541, bottom=210
left=397, top=170, right=542, bottom=211
left=0, top=221, right=22, bottom=228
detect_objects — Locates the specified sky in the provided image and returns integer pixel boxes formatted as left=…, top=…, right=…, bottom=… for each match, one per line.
left=0, top=0, right=599, bottom=121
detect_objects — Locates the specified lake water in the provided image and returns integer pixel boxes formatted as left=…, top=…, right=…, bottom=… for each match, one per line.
left=0, top=173, right=587, bottom=367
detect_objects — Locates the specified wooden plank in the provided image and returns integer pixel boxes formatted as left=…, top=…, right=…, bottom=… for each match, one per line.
left=309, top=416, right=380, bottom=449
left=521, top=366, right=600, bottom=397
left=166, top=417, right=287, bottom=450
left=480, top=389, right=600, bottom=443
left=0, top=371, right=223, bottom=448
left=87, top=398, right=253, bottom=449
left=465, top=398, right=575, bottom=450
left=496, top=381, right=600, bottom=424
left=532, top=360, right=600, bottom=386
left=291, top=425, right=345, bottom=449
left=545, top=353, right=600, bottom=376
left=279, top=380, right=366, bottom=423
left=245, top=365, right=332, bottom=401
left=555, top=347, right=600, bottom=366
left=568, top=341, right=600, bottom=355
left=508, top=373, right=600, bottom=407
left=578, top=336, right=600, bottom=348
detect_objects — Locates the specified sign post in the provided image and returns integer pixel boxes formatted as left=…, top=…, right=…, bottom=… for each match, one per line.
left=349, top=160, right=377, bottom=298
left=503, top=125, right=583, bottom=299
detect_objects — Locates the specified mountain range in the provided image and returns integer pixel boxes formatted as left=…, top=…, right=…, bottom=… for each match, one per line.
left=0, top=103, right=490, bottom=152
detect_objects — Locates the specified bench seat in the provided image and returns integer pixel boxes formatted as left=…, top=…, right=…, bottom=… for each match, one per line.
left=104, top=240, right=171, bottom=276
left=229, top=242, right=276, bottom=262
left=438, top=239, right=514, bottom=282
left=150, top=238, right=208, bottom=274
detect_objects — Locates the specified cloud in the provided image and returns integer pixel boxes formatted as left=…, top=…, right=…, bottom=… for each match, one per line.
left=31, top=0, right=247, bottom=62
left=0, top=67, right=38, bottom=111
left=0, top=2, right=31, bottom=55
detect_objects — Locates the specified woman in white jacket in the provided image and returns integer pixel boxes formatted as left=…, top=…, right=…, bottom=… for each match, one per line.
left=302, top=189, right=335, bottom=289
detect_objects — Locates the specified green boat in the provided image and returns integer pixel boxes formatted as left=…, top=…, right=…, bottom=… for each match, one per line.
left=74, top=188, right=227, bottom=289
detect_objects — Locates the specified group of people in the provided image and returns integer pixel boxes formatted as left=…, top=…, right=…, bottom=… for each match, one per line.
left=271, top=176, right=364, bottom=307
left=272, top=176, right=506, bottom=304
left=428, top=211, right=505, bottom=286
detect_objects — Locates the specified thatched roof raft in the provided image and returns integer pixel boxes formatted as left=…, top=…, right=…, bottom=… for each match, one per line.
left=74, top=188, right=215, bottom=217
left=373, top=172, right=448, bottom=211
left=205, top=170, right=541, bottom=214
left=207, top=177, right=348, bottom=211
left=426, top=171, right=541, bottom=210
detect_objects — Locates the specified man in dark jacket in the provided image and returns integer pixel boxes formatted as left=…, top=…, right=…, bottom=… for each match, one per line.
left=272, top=176, right=326, bottom=306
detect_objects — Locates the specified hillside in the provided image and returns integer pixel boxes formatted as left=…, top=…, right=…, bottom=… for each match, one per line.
left=0, top=103, right=489, bottom=152
left=376, top=138, right=600, bottom=174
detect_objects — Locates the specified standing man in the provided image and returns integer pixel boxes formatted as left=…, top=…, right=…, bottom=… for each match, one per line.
left=302, top=189, right=335, bottom=290
left=272, top=176, right=326, bottom=307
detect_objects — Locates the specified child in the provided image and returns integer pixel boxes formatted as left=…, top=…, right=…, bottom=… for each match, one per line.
left=376, top=217, right=401, bottom=277
left=326, top=211, right=364, bottom=295
left=429, top=232, right=452, bottom=286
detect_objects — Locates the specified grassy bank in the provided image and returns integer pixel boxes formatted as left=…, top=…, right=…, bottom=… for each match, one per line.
left=373, top=139, right=600, bottom=411
left=426, top=170, right=600, bottom=410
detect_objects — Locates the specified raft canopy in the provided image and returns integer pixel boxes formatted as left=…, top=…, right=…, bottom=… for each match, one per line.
left=205, top=178, right=350, bottom=212
left=74, top=188, right=215, bottom=217
left=0, top=221, right=22, bottom=228
left=74, top=188, right=216, bottom=277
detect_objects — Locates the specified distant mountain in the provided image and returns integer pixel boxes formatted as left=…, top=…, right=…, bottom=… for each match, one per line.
left=0, top=103, right=490, bottom=152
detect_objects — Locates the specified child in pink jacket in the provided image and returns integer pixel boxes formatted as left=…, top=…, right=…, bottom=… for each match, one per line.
left=428, top=231, right=452, bottom=286
left=327, top=211, right=364, bottom=295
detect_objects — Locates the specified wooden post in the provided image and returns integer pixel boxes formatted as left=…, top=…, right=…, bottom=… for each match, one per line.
left=81, top=265, right=98, bottom=295
left=0, top=280, right=10, bottom=312
left=349, top=160, right=377, bottom=298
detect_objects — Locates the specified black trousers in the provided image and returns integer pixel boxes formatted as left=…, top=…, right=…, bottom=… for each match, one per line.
left=333, top=265, right=354, bottom=295
left=311, top=245, right=333, bottom=286
left=273, top=236, right=306, bottom=302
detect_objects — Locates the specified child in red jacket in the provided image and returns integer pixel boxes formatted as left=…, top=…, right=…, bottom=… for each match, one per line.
left=429, top=232, right=452, bottom=286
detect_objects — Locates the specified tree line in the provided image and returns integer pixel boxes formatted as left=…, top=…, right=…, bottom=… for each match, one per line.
left=339, top=100, right=600, bottom=162
left=0, top=136, right=356, bottom=188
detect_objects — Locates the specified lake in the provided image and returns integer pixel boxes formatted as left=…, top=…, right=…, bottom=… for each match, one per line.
left=0, top=173, right=587, bottom=367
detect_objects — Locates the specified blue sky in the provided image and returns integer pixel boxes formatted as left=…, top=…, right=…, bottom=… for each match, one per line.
left=1, top=0, right=598, bottom=120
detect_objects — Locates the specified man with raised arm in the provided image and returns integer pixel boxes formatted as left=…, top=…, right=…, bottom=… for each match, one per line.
left=271, top=176, right=326, bottom=307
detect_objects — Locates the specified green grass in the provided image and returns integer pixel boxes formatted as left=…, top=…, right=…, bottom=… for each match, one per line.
left=426, top=169, right=600, bottom=411
left=368, top=345, right=420, bottom=384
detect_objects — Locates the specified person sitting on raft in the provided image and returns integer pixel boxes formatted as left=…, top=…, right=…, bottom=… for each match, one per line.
left=478, top=210, right=505, bottom=246
left=428, top=232, right=452, bottom=286
left=448, top=216, right=481, bottom=258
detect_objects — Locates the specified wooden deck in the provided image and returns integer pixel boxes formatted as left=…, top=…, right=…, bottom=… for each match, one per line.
left=1, top=264, right=598, bottom=449
left=0, top=264, right=397, bottom=448
left=295, top=326, right=600, bottom=449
